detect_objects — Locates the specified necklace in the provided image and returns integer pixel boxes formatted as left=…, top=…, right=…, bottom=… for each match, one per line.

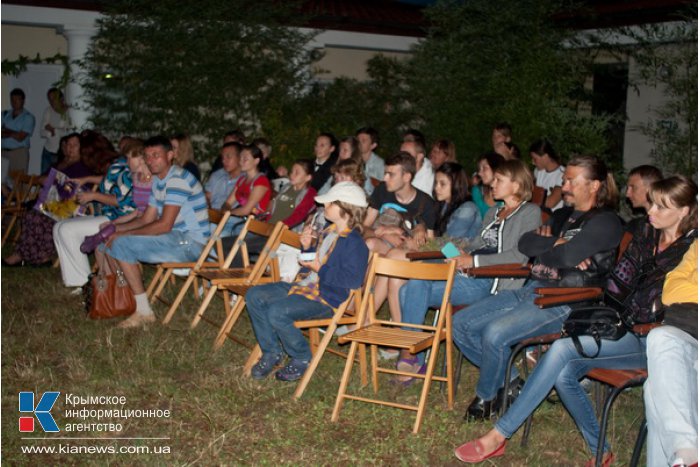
left=396, top=189, right=417, bottom=205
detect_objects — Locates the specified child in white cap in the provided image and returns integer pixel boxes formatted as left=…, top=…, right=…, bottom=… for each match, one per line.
left=246, top=181, right=370, bottom=381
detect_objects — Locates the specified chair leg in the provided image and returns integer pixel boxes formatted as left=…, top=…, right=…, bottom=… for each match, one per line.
left=502, top=342, right=528, bottom=415
left=162, top=274, right=195, bottom=324
left=190, top=287, right=218, bottom=329
left=359, top=344, right=368, bottom=387
left=445, top=335, right=454, bottom=409
left=370, top=345, right=379, bottom=394
left=630, top=416, right=647, bottom=467
left=243, top=345, right=262, bottom=377
left=331, top=340, right=360, bottom=423
left=294, top=322, right=339, bottom=400
left=413, top=342, right=443, bottom=433
left=151, top=268, right=173, bottom=304
left=596, top=386, right=625, bottom=467
left=453, top=351, right=463, bottom=397
left=213, top=298, right=247, bottom=350
left=146, top=266, right=164, bottom=298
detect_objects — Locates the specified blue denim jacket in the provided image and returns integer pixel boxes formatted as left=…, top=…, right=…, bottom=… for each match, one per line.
left=445, top=201, right=481, bottom=240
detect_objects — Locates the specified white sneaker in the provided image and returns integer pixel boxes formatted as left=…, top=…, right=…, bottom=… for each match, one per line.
left=379, top=348, right=400, bottom=360
left=172, top=268, right=190, bottom=277
left=334, top=325, right=354, bottom=336
left=117, top=313, right=156, bottom=329
left=70, top=287, right=83, bottom=296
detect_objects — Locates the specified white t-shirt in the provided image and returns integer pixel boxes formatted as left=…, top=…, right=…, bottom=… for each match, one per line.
left=535, top=166, right=564, bottom=210
left=412, top=158, right=435, bottom=198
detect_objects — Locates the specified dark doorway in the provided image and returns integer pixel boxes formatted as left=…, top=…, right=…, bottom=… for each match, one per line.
left=592, top=63, right=629, bottom=167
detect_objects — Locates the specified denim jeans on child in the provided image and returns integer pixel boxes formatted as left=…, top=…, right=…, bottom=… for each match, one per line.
left=246, top=282, right=333, bottom=361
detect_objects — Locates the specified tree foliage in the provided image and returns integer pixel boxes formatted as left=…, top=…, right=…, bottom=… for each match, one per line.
left=81, top=0, right=314, bottom=159
left=260, top=55, right=416, bottom=163
left=406, top=0, right=610, bottom=169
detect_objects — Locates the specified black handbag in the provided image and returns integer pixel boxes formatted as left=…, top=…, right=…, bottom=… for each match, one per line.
left=561, top=305, right=629, bottom=358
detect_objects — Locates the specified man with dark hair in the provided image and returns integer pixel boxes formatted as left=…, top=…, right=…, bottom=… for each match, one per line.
left=223, top=129, right=246, bottom=144
left=2, top=88, right=35, bottom=174
left=210, top=129, right=247, bottom=175
left=625, top=164, right=663, bottom=234
left=400, top=139, right=434, bottom=196
left=356, top=126, right=384, bottom=194
left=402, top=128, right=426, bottom=147
left=206, top=142, right=243, bottom=209
left=363, top=151, right=437, bottom=255
left=101, top=135, right=210, bottom=328
left=453, top=154, right=624, bottom=420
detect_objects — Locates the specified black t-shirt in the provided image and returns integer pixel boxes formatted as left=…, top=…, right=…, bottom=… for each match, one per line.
left=369, top=182, right=438, bottom=231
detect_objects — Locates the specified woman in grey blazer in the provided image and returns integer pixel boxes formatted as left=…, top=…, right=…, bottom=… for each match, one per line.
left=396, top=160, right=541, bottom=379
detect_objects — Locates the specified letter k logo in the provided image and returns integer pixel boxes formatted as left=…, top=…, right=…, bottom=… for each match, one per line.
left=19, top=392, right=60, bottom=432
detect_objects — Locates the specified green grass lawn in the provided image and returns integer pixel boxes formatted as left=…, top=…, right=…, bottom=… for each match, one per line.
left=1, top=264, right=646, bottom=465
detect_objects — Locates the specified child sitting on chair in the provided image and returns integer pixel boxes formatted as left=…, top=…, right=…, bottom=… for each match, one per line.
left=246, top=181, right=370, bottom=381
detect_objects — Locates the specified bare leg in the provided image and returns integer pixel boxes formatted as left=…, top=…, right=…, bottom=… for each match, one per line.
left=365, top=237, right=392, bottom=256
left=117, top=259, right=145, bottom=294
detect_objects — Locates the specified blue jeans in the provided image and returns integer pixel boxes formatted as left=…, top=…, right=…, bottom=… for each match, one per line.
left=495, top=332, right=646, bottom=456
left=246, top=282, right=333, bottom=361
left=398, top=274, right=493, bottom=364
left=452, top=281, right=571, bottom=399
left=102, top=230, right=204, bottom=264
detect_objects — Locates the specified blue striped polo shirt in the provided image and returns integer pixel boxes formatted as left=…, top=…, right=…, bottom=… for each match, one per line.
left=149, top=165, right=210, bottom=244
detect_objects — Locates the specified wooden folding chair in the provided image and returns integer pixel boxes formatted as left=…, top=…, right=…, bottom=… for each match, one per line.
left=1, top=172, right=41, bottom=247
left=187, top=219, right=285, bottom=331
left=154, top=209, right=234, bottom=323
left=331, top=253, right=457, bottom=434
left=210, top=225, right=297, bottom=350
left=241, top=285, right=368, bottom=399
left=147, top=209, right=233, bottom=307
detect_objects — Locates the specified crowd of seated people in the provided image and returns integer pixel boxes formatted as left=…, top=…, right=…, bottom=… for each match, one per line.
left=6, top=122, right=696, bottom=467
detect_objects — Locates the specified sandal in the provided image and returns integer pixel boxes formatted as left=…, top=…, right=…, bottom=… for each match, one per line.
left=393, top=356, right=426, bottom=387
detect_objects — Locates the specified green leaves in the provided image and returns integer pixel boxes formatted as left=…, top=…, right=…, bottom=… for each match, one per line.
left=81, top=0, right=313, bottom=161
left=408, top=0, right=609, bottom=167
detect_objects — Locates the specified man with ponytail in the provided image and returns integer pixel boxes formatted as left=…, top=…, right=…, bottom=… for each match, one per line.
left=453, top=154, right=625, bottom=421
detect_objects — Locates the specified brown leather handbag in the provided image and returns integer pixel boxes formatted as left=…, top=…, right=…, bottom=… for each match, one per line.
left=84, top=266, right=136, bottom=320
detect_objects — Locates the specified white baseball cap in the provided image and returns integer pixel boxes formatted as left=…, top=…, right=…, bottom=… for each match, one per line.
left=314, top=181, right=368, bottom=208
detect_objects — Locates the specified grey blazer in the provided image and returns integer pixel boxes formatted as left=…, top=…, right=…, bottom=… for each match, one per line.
left=468, top=201, right=542, bottom=292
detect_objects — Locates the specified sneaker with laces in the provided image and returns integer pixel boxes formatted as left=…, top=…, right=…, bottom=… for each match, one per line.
left=275, top=358, right=310, bottom=381
left=251, top=353, right=284, bottom=380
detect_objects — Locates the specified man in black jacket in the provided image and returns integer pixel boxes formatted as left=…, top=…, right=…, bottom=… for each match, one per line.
left=452, top=154, right=624, bottom=420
